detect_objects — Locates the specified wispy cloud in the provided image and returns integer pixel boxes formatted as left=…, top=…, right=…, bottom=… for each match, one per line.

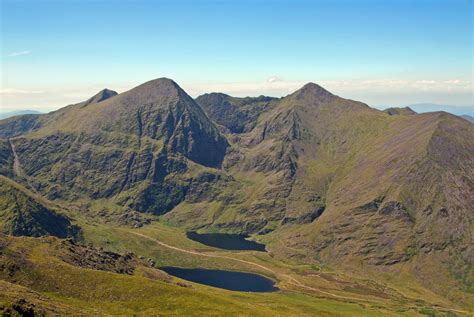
left=267, top=76, right=283, bottom=83
left=184, top=77, right=473, bottom=98
left=415, top=80, right=436, bottom=84
left=0, top=88, right=44, bottom=96
left=5, top=50, right=31, bottom=57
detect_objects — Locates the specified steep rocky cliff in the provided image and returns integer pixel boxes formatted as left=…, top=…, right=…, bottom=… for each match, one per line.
left=196, top=93, right=276, bottom=133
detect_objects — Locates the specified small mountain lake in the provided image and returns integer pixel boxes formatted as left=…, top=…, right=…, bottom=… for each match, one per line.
left=186, top=232, right=266, bottom=251
left=160, top=267, right=277, bottom=292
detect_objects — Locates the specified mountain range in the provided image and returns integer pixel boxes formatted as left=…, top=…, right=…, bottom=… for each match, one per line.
left=0, top=78, right=472, bottom=315
left=0, top=110, right=42, bottom=121
left=409, top=103, right=473, bottom=116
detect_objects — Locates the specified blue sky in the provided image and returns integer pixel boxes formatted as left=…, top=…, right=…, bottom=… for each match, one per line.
left=1, top=0, right=472, bottom=113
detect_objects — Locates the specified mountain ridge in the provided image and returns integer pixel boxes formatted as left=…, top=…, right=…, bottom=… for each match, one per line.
left=0, top=78, right=472, bottom=310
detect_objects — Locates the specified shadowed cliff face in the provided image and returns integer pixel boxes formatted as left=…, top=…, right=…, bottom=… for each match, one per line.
left=196, top=93, right=276, bottom=133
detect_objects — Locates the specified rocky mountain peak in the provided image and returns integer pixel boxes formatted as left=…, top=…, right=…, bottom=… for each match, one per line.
left=83, top=88, right=118, bottom=106
left=122, top=78, right=184, bottom=102
left=295, top=82, right=333, bottom=98
left=383, top=107, right=416, bottom=116
left=283, top=82, right=336, bottom=107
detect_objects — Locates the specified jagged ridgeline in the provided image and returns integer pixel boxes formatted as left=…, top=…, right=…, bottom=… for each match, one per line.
left=0, top=78, right=473, bottom=306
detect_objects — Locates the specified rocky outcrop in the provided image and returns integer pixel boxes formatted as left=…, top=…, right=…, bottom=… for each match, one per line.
left=56, top=240, right=137, bottom=274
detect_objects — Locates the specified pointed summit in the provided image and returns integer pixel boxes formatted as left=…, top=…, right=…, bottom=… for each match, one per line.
left=292, top=82, right=334, bottom=100
left=133, top=77, right=180, bottom=91
left=119, top=77, right=190, bottom=105
left=276, top=82, right=337, bottom=110
left=66, top=77, right=228, bottom=168
left=93, top=88, right=118, bottom=102
left=83, top=88, right=118, bottom=106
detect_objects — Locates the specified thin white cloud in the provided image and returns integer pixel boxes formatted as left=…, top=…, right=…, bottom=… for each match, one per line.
left=0, top=88, right=44, bottom=96
left=5, top=50, right=31, bottom=57
left=443, top=79, right=461, bottom=84
left=183, top=78, right=473, bottom=98
left=415, top=80, right=436, bottom=84
left=267, top=76, right=283, bottom=83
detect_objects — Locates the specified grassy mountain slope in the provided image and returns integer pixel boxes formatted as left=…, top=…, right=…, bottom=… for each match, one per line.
left=0, top=232, right=420, bottom=316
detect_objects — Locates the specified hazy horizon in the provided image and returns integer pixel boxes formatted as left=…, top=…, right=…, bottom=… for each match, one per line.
left=0, top=80, right=473, bottom=116
left=1, top=0, right=473, bottom=112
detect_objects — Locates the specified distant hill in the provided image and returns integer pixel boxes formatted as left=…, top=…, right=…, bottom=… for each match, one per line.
left=409, top=103, right=473, bottom=116
left=383, top=106, right=416, bottom=116
left=460, top=114, right=474, bottom=123
left=0, top=110, right=41, bottom=120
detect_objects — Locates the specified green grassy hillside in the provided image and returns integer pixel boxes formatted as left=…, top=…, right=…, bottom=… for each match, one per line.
left=0, top=228, right=463, bottom=316
left=0, top=176, right=79, bottom=238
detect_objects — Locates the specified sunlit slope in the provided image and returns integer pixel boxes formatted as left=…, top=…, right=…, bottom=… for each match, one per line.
left=0, top=233, right=421, bottom=316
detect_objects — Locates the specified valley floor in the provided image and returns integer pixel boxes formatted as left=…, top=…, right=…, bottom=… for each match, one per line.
left=1, top=218, right=458, bottom=316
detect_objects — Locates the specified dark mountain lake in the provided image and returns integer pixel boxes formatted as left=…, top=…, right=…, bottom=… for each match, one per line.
left=160, top=267, right=277, bottom=292
left=186, top=232, right=266, bottom=251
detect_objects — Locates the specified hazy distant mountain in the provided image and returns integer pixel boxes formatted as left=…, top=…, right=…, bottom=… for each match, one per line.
left=409, top=103, right=473, bottom=116
left=460, top=114, right=474, bottom=122
left=0, top=110, right=41, bottom=120
left=383, top=106, right=416, bottom=116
